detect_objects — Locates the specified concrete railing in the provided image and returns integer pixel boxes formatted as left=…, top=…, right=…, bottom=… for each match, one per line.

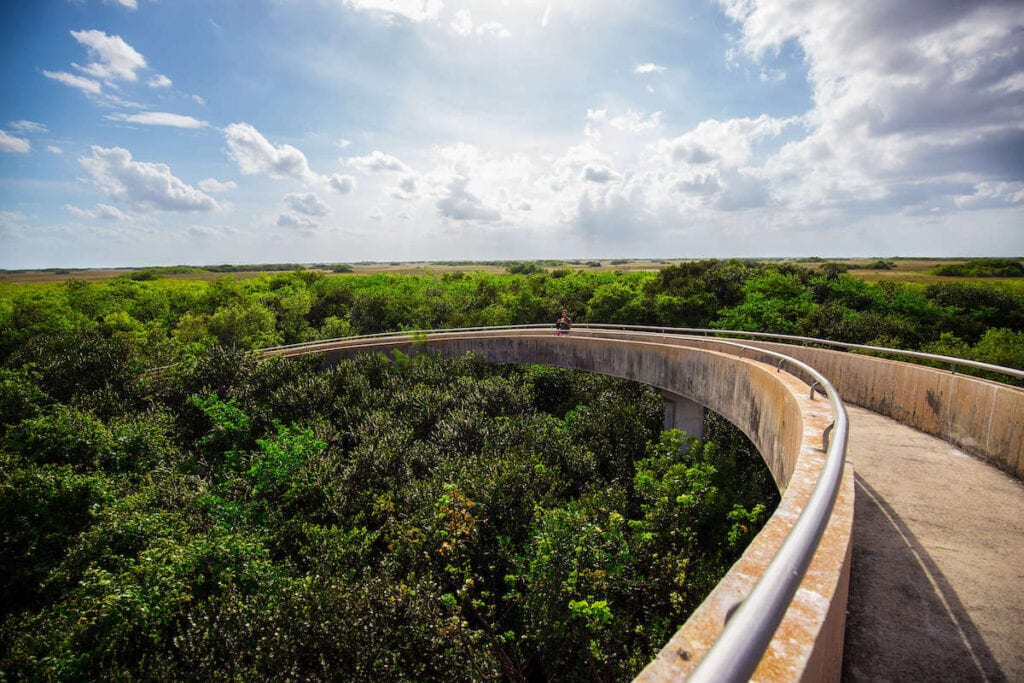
left=261, top=328, right=854, bottom=681
left=736, top=341, right=1024, bottom=480
left=566, top=325, right=1024, bottom=480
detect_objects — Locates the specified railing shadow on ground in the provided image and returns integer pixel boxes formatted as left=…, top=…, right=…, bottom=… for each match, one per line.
left=843, top=474, right=1005, bottom=682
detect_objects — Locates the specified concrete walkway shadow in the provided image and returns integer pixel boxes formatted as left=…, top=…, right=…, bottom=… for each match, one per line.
left=843, top=474, right=1004, bottom=682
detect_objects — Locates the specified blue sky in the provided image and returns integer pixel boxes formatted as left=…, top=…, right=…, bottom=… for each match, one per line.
left=1, top=0, right=1022, bottom=268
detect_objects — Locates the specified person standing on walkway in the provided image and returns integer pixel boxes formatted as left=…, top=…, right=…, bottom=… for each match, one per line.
left=555, top=309, right=573, bottom=336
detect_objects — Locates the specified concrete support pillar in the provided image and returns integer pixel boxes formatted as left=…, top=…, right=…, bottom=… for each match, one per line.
left=661, top=391, right=705, bottom=447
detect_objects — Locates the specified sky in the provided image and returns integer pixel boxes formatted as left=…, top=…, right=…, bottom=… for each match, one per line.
left=0, top=0, right=1022, bottom=268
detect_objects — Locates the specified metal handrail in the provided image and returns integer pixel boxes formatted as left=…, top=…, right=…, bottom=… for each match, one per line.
left=253, top=323, right=1024, bottom=383
left=573, top=323, right=1024, bottom=381
left=255, top=326, right=849, bottom=681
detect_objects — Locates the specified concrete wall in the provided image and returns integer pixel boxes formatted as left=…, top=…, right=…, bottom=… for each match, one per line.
left=270, top=329, right=855, bottom=681
left=735, top=341, right=1024, bottom=479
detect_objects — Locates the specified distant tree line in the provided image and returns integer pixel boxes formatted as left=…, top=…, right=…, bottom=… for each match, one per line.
left=2, top=259, right=1022, bottom=375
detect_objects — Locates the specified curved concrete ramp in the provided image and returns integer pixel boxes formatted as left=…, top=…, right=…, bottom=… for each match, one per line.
left=843, top=404, right=1024, bottom=681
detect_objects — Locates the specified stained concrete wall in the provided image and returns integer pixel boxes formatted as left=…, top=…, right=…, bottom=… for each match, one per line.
left=268, top=330, right=854, bottom=681
left=734, top=341, right=1024, bottom=480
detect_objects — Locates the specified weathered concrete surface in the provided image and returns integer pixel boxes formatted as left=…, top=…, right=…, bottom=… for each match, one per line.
left=740, top=341, right=1024, bottom=480
left=843, top=404, right=1024, bottom=682
left=660, top=391, right=705, bottom=441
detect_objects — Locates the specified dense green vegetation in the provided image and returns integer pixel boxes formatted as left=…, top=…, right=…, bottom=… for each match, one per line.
left=0, top=339, right=775, bottom=680
left=933, top=258, right=1024, bottom=278
left=3, top=259, right=1022, bottom=371
left=2, top=258, right=1022, bottom=680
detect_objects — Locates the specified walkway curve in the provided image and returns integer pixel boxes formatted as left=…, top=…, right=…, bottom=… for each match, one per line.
left=265, top=328, right=853, bottom=681
left=843, top=404, right=1024, bottom=681
left=259, top=326, right=1024, bottom=681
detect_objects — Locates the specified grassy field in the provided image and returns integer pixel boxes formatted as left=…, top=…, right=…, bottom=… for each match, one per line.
left=2, top=257, right=1022, bottom=287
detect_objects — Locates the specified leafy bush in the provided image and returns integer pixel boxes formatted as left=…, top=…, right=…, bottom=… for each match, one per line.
left=934, top=258, right=1024, bottom=278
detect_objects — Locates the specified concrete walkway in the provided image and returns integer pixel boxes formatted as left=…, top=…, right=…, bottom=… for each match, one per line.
left=842, top=405, right=1024, bottom=682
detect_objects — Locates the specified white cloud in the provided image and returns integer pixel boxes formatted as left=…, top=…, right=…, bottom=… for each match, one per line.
left=448, top=10, right=511, bottom=39
left=64, top=203, right=131, bottom=221
left=43, top=70, right=102, bottom=95
left=80, top=145, right=217, bottom=212
left=107, top=112, right=208, bottom=128
left=284, top=192, right=330, bottom=216
left=337, top=138, right=352, bottom=148
left=0, top=210, right=27, bottom=238
left=277, top=212, right=320, bottom=235
left=345, top=150, right=411, bottom=173
left=0, top=130, right=31, bottom=153
left=718, top=0, right=1024, bottom=213
left=147, top=74, right=172, bottom=88
left=192, top=94, right=206, bottom=105
left=108, top=0, right=138, bottom=8
left=70, top=29, right=147, bottom=83
left=8, top=120, right=47, bottom=134
left=661, top=115, right=797, bottom=168
left=344, top=0, right=444, bottom=23
left=582, top=165, right=618, bottom=183
left=451, top=9, right=473, bottom=36
left=328, top=174, right=356, bottom=194
left=476, top=22, right=512, bottom=39
left=635, top=63, right=667, bottom=74
left=47, top=145, right=64, bottom=154
left=437, top=175, right=502, bottom=221
left=954, top=181, right=1024, bottom=209
left=224, top=122, right=317, bottom=181
left=198, top=178, right=237, bottom=193
left=224, top=123, right=358, bottom=197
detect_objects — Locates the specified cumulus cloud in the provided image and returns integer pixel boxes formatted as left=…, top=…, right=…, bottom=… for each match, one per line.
left=108, top=0, right=138, bottom=8
left=344, top=0, right=444, bottom=23
left=284, top=192, right=330, bottom=216
left=451, top=9, right=473, bottom=36
left=661, top=115, right=796, bottom=168
left=0, top=130, right=30, bottom=154
left=449, top=9, right=511, bottom=38
left=391, top=174, right=419, bottom=200
left=106, top=112, right=208, bottom=128
left=69, top=29, right=147, bottom=83
left=43, top=29, right=166, bottom=104
left=328, top=174, right=356, bottom=194
left=437, top=175, right=502, bottom=222
left=198, top=178, right=237, bottom=193
left=64, top=203, right=131, bottom=221
left=582, top=165, right=618, bottom=183
left=47, top=145, right=63, bottom=154
left=224, top=122, right=359, bottom=197
left=345, top=150, right=411, bottom=173
left=718, top=0, right=1024, bottom=212
left=954, top=181, right=1024, bottom=209
left=224, top=122, right=316, bottom=181
left=80, top=145, right=217, bottom=212
left=192, top=94, right=206, bottom=105
left=277, top=212, right=320, bottom=235
left=585, top=109, right=663, bottom=139
left=634, top=63, right=666, bottom=74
